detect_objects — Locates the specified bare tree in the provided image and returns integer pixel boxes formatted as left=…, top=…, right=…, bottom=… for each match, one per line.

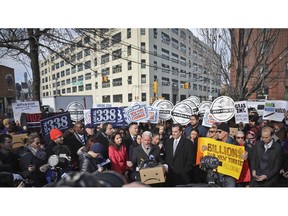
left=198, top=28, right=288, bottom=101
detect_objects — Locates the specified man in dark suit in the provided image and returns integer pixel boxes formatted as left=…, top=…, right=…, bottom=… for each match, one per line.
left=94, top=122, right=113, bottom=160
left=63, top=121, right=86, bottom=170
left=122, top=122, right=139, bottom=160
left=250, top=126, right=283, bottom=187
left=164, top=123, right=195, bottom=186
left=131, top=131, right=165, bottom=182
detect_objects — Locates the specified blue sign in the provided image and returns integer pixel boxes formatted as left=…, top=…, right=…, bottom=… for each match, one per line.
left=40, top=112, right=72, bottom=138
left=91, top=107, right=127, bottom=126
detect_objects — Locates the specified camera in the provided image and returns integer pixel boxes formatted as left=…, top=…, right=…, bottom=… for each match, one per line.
left=200, top=156, right=222, bottom=171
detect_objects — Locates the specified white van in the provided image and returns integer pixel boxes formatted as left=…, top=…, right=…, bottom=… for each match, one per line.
left=247, top=100, right=265, bottom=116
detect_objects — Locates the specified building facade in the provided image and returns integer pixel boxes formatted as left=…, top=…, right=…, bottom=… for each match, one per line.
left=39, top=28, right=221, bottom=106
left=230, top=29, right=288, bottom=101
left=0, top=65, right=16, bottom=116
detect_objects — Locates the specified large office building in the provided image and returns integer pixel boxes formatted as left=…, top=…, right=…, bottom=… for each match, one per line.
left=39, top=28, right=221, bottom=106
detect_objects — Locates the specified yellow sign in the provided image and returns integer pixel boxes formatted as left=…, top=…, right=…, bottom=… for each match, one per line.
left=196, top=137, right=245, bottom=179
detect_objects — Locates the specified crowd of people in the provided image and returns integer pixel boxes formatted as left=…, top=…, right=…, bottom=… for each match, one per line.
left=1, top=107, right=288, bottom=187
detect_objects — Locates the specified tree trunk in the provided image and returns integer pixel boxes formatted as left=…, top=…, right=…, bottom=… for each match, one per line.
left=27, top=29, right=41, bottom=103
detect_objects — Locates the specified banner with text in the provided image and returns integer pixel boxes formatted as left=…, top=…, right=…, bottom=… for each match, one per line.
left=263, top=100, right=288, bottom=122
left=196, top=137, right=245, bottom=179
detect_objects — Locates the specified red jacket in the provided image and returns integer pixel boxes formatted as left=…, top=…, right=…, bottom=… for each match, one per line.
left=108, top=145, right=129, bottom=174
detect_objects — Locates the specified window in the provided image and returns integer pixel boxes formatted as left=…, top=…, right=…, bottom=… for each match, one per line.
left=141, top=59, right=146, bottom=68
left=61, top=70, right=65, bottom=77
left=66, top=78, right=71, bottom=84
left=103, top=95, right=111, bottom=103
left=172, top=38, right=179, bottom=49
left=161, top=32, right=170, bottom=45
left=171, top=53, right=179, bottom=63
left=72, top=86, right=77, bottom=93
left=127, top=45, right=132, bottom=56
left=101, top=54, right=110, bottom=64
left=94, top=57, right=97, bottom=66
left=77, top=63, right=83, bottom=72
left=77, top=51, right=83, bottom=60
left=84, top=36, right=90, bottom=44
left=180, top=43, right=186, bottom=53
left=84, top=48, right=90, bottom=57
left=78, top=75, right=83, bottom=81
left=171, top=28, right=178, bottom=35
left=128, top=61, right=132, bottom=70
left=84, top=60, right=91, bottom=69
left=154, top=45, right=157, bottom=55
left=112, top=49, right=122, bottom=60
left=72, top=77, right=77, bottom=83
left=85, top=83, right=92, bottom=90
left=66, top=68, right=70, bottom=76
left=141, top=42, right=145, bottom=53
left=128, top=76, right=132, bottom=84
left=60, top=60, right=64, bottom=67
left=72, top=65, right=76, bottom=74
left=67, top=87, right=71, bottom=93
left=113, top=78, right=122, bottom=86
left=113, top=94, right=123, bottom=103
left=140, top=28, right=145, bottom=35
left=141, top=93, right=146, bottom=102
left=128, top=93, right=133, bottom=102
left=101, top=38, right=109, bottom=49
left=101, top=67, right=110, bottom=75
left=56, top=73, right=60, bottom=79
left=154, top=61, right=157, bottom=70
left=85, top=73, right=91, bottom=80
left=141, top=74, right=146, bottom=83
left=162, top=63, right=170, bottom=73
left=112, top=32, right=121, bottom=45
left=61, top=89, right=66, bottom=94
left=112, top=64, right=122, bottom=74
left=153, top=28, right=158, bottom=39
left=161, top=48, right=169, bottom=60
left=127, top=28, right=131, bottom=38
left=180, top=57, right=186, bottom=66
left=61, top=80, right=65, bottom=86
left=95, top=82, right=98, bottom=89
left=180, top=30, right=186, bottom=40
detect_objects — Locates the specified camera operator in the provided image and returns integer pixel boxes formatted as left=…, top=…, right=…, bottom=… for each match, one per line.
left=130, top=131, right=167, bottom=182
left=215, top=122, right=239, bottom=187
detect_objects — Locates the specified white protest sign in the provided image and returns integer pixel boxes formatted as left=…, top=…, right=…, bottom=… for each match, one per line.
left=263, top=100, right=288, bottom=122
left=12, top=101, right=41, bottom=123
left=210, top=96, right=235, bottom=122
left=124, top=101, right=149, bottom=123
left=202, top=109, right=217, bottom=127
left=234, top=101, right=249, bottom=124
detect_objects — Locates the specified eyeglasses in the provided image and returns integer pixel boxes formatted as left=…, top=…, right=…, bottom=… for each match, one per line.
left=236, top=137, right=244, bottom=139
left=209, top=130, right=216, bottom=133
left=216, top=130, right=223, bottom=133
left=248, top=131, right=255, bottom=136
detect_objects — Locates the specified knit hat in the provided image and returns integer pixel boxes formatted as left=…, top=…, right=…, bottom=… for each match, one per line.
left=249, top=127, right=258, bottom=136
left=90, top=142, right=103, bottom=154
left=217, top=122, right=230, bottom=133
left=49, top=128, right=63, bottom=140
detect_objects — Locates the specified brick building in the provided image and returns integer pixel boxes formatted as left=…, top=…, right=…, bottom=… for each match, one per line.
left=230, top=29, right=288, bottom=100
left=0, top=65, right=16, bottom=116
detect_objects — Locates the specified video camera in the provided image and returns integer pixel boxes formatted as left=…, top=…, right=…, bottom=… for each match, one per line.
left=200, top=155, right=222, bottom=171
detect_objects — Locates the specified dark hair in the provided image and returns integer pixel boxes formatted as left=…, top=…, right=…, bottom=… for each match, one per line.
left=191, top=128, right=199, bottom=135
left=102, top=122, right=112, bottom=133
left=190, top=114, right=199, bottom=121
left=249, top=114, right=259, bottom=123
left=109, top=131, right=123, bottom=151
left=128, top=122, right=138, bottom=128
left=172, top=123, right=183, bottom=132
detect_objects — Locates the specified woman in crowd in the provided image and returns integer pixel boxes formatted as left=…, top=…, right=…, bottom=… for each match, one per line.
left=109, top=131, right=133, bottom=179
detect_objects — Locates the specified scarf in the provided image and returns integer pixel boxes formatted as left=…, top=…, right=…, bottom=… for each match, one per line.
left=28, top=146, right=46, bottom=161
